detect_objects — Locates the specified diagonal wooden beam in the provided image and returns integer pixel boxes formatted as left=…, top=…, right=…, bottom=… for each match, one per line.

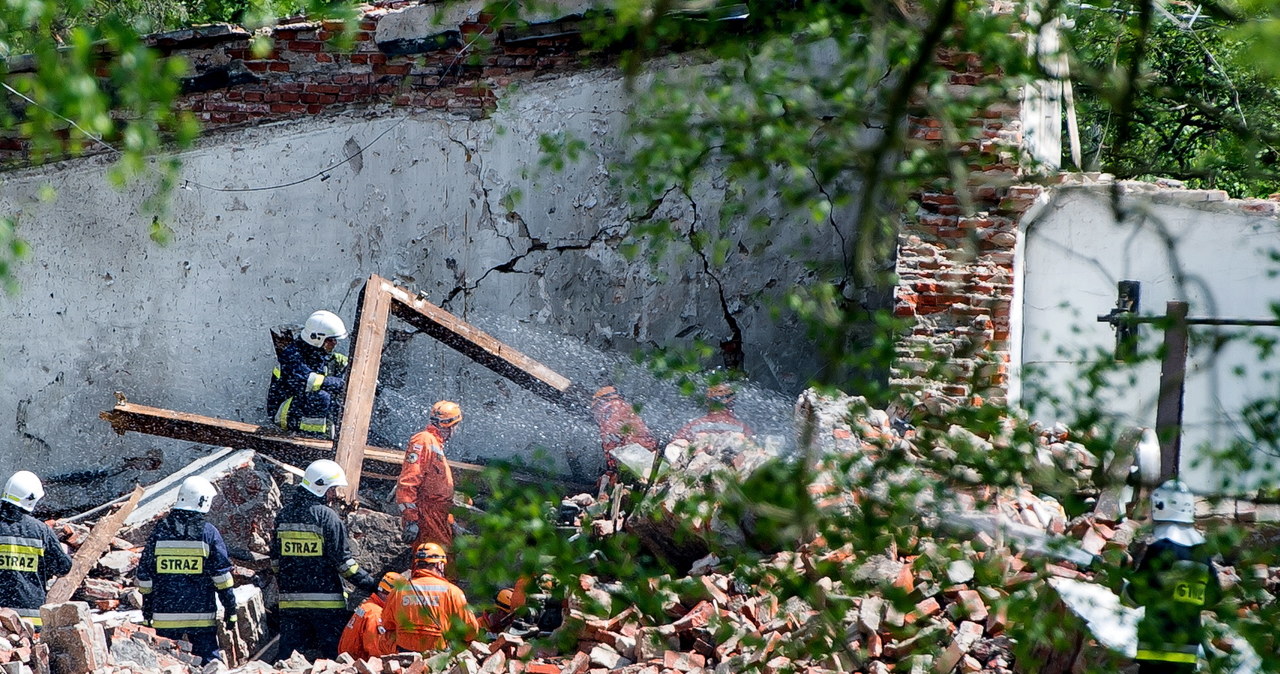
left=380, top=275, right=572, bottom=402
left=47, top=485, right=145, bottom=605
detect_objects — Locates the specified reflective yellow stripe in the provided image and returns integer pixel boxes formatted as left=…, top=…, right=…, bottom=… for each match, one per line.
left=212, top=572, right=234, bottom=590
left=299, top=418, right=329, bottom=433
left=152, top=618, right=217, bottom=629
left=1136, top=650, right=1197, bottom=664
left=275, top=397, right=293, bottom=429
left=19, top=617, right=41, bottom=627
left=281, top=600, right=347, bottom=609
left=273, top=367, right=282, bottom=379
left=0, top=543, right=43, bottom=572
left=307, top=372, right=325, bottom=392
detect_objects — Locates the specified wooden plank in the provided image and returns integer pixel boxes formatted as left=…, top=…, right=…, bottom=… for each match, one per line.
left=47, top=485, right=144, bottom=605
left=335, top=275, right=394, bottom=502
left=378, top=275, right=572, bottom=402
left=100, top=399, right=589, bottom=492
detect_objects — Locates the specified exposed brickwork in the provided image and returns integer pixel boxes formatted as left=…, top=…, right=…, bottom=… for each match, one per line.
left=890, top=44, right=1044, bottom=403
left=0, top=6, right=593, bottom=162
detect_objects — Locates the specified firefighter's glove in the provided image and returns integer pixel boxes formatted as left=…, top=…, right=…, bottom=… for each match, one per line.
left=403, top=522, right=419, bottom=544
left=225, top=614, right=238, bottom=630
left=333, top=353, right=349, bottom=369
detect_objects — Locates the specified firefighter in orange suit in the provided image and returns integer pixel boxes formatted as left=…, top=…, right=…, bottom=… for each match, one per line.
left=589, top=386, right=657, bottom=486
left=673, top=383, right=753, bottom=442
left=396, top=401, right=462, bottom=546
left=383, top=543, right=479, bottom=653
left=338, top=572, right=401, bottom=660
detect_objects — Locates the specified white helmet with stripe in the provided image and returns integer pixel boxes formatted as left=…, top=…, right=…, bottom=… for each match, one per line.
left=302, top=459, right=348, bottom=497
left=2, top=471, right=44, bottom=512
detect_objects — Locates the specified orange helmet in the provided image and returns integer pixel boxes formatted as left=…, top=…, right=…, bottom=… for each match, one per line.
left=413, top=542, right=448, bottom=568
left=375, top=572, right=401, bottom=597
left=430, top=401, right=462, bottom=428
left=707, top=383, right=736, bottom=406
left=495, top=587, right=517, bottom=611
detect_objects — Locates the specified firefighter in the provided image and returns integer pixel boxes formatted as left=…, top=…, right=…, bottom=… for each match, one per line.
left=673, top=383, right=753, bottom=442
left=382, top=543, right=479, bottom=653
left=0, top=471, right=71, bottom=630
left=267, top=310, right=350, bottom=437
left=396, top=401, right=462, bottom=547
left=272, top=459, right=380, bottom=660
left=589, top=386, right=657, bottom=487
left=137, top=476, right=237, bottom=664
left=338, top=572, right=401, bottom=660
left=1127, top=479, right=1220, bottom=673
left=480, top=578, right=529, bottom=635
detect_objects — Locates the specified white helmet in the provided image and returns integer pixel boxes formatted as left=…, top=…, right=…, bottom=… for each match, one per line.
left=301, top=459, right=348, bottom=497
left=174, top=476, right=217, bottom=514
left=1151, top=479, right=1195, bottom=524
left=303, top=310, right=348, bottom=348
left=2, top=471, right=44, bottom=512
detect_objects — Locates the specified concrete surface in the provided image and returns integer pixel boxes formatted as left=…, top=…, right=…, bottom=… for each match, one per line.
left=0, top=62, right=845, bottom=506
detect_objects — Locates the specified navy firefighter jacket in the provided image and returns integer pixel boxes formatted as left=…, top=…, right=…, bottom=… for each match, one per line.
left=266, top=339, right=348, bottom=414
left=0, top=503, right=72, bottom=626
left=137, top=511, right=236, bottom=630
left=272, top=487, right=375, bottom=611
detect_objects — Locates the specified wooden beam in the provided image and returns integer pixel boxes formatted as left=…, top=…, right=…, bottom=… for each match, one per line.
left=100, top=398, right=588, bottom=492
left=48, top=485, right=144, bottom=605
left=335, top=276, right=394, bottom=502
left=378, top=275, right=573, bottom=402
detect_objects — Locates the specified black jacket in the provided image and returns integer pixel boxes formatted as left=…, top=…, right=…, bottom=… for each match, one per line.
left=1130, top=538, right=1220, bottom=663
left=137, top=511, right=236, bottom=630
left=272, top=487, right=377, bottom=611
left=267, top=339, right=347, bottom=416
left=0, top=503, right=72, bottom=627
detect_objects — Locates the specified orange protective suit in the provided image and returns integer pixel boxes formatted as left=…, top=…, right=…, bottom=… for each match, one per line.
left=590, top=393, right=657, bottom=476
left=673, top=409, right=753, bottom=442
left=382, top=568, right=479, bottom=653
left=337, top=596, right=394, bottom=660
left=395, top=426, right=454, bottom=548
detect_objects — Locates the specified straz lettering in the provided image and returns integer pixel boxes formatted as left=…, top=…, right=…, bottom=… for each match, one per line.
left=0, top=553, right=38, bottom=572
left=157, top=554, right=204, bottom=574
left=402, top=593, right=441, bottom=607
left=281, top=532, right=323, bottom=557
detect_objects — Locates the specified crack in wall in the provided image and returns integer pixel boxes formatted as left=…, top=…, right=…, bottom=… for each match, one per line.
left=677, top=187, right=746, bottom=372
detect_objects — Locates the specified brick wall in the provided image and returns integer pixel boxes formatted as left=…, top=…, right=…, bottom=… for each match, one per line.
left=890, top=45, right=1046, bottom=403
left=0, top=4, right=591, bottom=160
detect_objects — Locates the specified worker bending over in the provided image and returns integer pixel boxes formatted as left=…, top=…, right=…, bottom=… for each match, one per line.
left=673, top=384, right=753, bottom=442
left=272, top=460, right=380, bottom=660
left=137, top=477, right=237, bottom=663
left=383, top=543, right=479, bottom=653
left=589, top=386, right=657, bottom=488
left=267, top=310, right=350, bottom=438
left=338, top=572, right=401, bottom=660
left=1127, top=480, right=1221, bottom=674
left=396, top=401, right=462, bottom=546
left=0, top=471, right=71, bottom=629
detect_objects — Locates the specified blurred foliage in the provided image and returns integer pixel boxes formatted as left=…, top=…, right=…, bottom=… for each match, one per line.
left=1068, top=0, right=1280, bottom=197
left=454, top=1, right=1280, bottom=673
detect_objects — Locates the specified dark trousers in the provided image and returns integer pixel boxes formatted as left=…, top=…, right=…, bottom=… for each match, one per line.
left=157, top=627, right=222, bottom=663
left=277, top=608, right=350, bottom=661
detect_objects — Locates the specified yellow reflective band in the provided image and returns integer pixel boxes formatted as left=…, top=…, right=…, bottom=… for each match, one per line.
left=307, top=372, right=325, bottom=393
left=273, top=367, right=282, bottom=379
left=18, top=617, right=41, bottom=627
left=275, top=397, right=293, bottom=429
left=156, top=550, right=205, bottom=575
left=152, top=618, right=217, bottom=629
left=1136, top=650, right=1197, bottom=664
left=280, top=599, right=347, bottom=609
left=279, top=531, right=324, bottom=557
left=212, top=573, right=234, bottom=590
left=298, top=418, right=329, bottom=433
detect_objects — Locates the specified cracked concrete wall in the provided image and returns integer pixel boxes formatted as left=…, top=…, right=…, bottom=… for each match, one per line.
left=0, top=64, right=848, bottom=504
